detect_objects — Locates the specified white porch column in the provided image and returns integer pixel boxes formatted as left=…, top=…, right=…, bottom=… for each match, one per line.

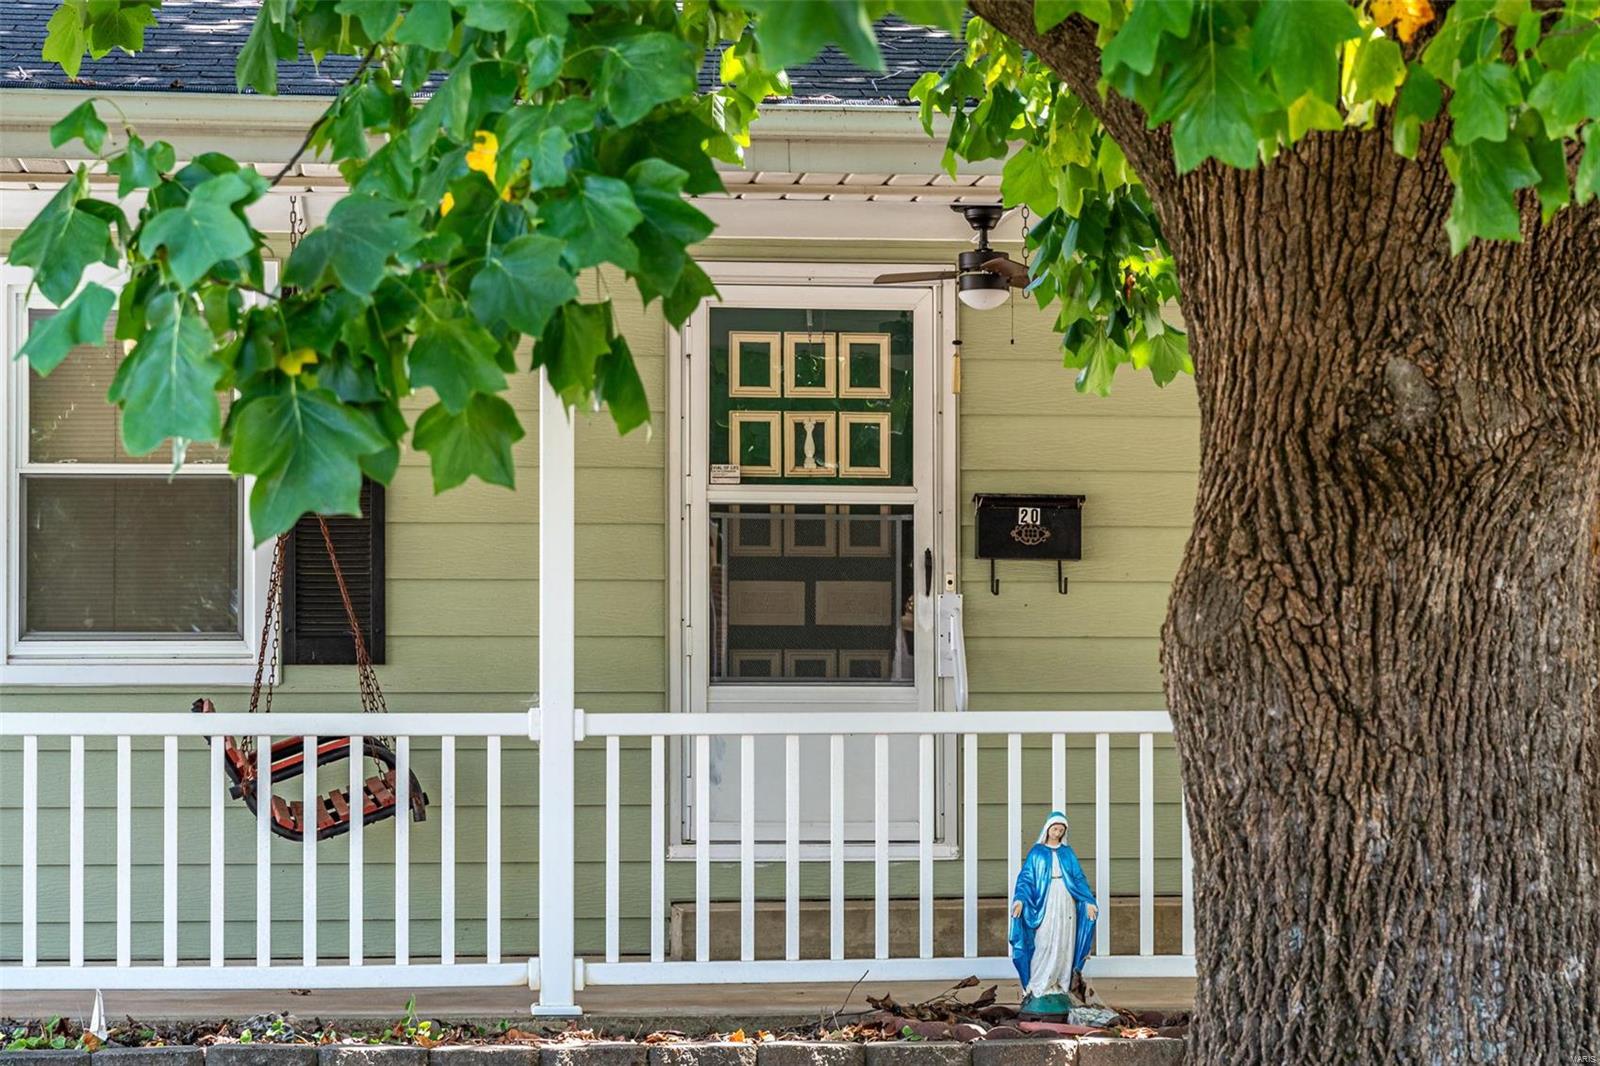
left=534, top=370, right=582, bottom=1016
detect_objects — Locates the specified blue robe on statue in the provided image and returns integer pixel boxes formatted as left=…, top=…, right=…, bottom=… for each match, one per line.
left=1010, top=812, right=1097, bottom=989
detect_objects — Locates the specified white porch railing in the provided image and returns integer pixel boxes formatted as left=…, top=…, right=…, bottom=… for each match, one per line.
left=0, top=707, right=1194, bottom=1006
left=0, top=711, right=539, bottom=992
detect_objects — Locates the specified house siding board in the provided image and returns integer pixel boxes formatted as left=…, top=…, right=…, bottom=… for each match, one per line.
left=0, top=255, right=1199, bottom=964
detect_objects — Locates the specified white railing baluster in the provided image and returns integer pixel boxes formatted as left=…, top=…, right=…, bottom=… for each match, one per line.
left=69, top=735, right=84, bottom=968
left=1181, top=795, right=1195, bottom=956
left=117, top=736, right=131, bottom=967
left=257, top=735, right=271, bottom=966
left=605, top=735, right=620, bottom=964
left=349, top=734, right=364, bottom=966
left=395, top=736, right=410, bottom=965
left=440, top=736, right=456, bottom=965
left=1095, top=732, right=1110, bottom=956
left=164, top=735, right=179, bottom=967
left=785, top=734, right=800, bottom=962
left=918, top=734, right=934, bottom=960
left=874, top=734, right=889, bottom=961
left=1006, top=733, right=1020, bottom=917
left=694, top=734, right=710, bottom=963
left=303, top=735, right=318, bottom=966
left=962, top=733, right=977, bottom=959
left=22, top=734, right=38, bottom=968
left=210, top=736, right=224, bottom=966
left=485, top=735, right=501, bottom=965
left=829, top=734, right=844, bottom=961
left=1139, top=732, right=1154, bottom=957
left=1051, top=732, right=1066, bottom=812
left=739, top=735, right=754, bottom=963
left=650, top=735, right=665, bottom=963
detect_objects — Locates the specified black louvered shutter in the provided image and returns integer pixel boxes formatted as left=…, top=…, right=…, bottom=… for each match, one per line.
left=282, top=481, right=386, bottom=665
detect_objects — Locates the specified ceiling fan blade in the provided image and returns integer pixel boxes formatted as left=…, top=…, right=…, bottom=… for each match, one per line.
left=981, top=256, right=1031, bottom=286
left=873, top=270, right=958, bottom=284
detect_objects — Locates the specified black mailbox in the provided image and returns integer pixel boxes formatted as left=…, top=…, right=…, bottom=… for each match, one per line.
left=972, top=493, right=1085, bottom=594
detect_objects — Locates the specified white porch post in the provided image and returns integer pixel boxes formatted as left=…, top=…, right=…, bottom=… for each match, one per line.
left=534, top=370, right=582, bottom=1016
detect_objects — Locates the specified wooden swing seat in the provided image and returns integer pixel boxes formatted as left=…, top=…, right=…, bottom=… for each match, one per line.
left=193, top=698, right=428, bottom=843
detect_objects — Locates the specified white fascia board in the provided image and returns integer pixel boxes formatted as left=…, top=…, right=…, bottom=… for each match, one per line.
left=0, top=89, right=991, bottom=178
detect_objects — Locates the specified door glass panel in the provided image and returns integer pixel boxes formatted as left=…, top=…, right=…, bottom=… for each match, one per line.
left=709, top=308, right=913, bottom=485
left=709, top=505, right=914, bottom=685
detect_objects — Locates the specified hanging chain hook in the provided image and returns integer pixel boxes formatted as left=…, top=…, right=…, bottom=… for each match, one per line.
left=287, top=195, right=308, bottom=252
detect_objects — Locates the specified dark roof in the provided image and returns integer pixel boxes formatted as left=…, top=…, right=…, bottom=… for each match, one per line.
left=0, top=1, right=959, bottom=104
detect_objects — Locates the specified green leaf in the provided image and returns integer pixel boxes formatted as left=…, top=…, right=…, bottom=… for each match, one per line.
left=1155, top=43, right=1269, bottom=171
left=497, top=106, right=573, bottom=190
left=1348, top=35, right=1406, bottom=108
left=598, top=32, right=699, bottom=127
left=1065, top=328, right=1129, bottom=395
left=662, top=259, right=717, bottom=326
left=524, top=34, right=564, bottom=90
left=626, top=159, right=714, bottom=299
left=230, top=385, right=391, bottom=540
left=16, top=282, right=115, bottom=375
left=411, top=393, right=526, bottom=492
left=106, top=131, right=176, bottom=196
left=1527, top=57, right=1600, bottom=140
left=1252, top=0, right=1360, bottom=101
left=50, top=100, right=107, bottom=153
left=542, top=175, right=642, bottom=271
left=1392, top=65, right=1442, bottom=158
left=535, top=301, right=612, bottom=400
left=333, top=0, right=399, bottom=39
left=107, top=290, right=223, bottom=455
left=595, top=333, right=650, bottom=434
left=42, top=1, right=89, bottom=77
left=138, top=172, right=257, bottom=288
left=396, top=0, right=455, bottom=47
left=469, top=234, right=578, bottom=337
left=9, top=169, right=114, bottom=305
left=1577, top=125, right=1600, bottom=205
left=1287, top=91, right=1343, bottom=141
left=895, top=0, right=967, bottom=33
left=283, top=195, right=424, bottom=295
left=1526, top=133, right=1570, bottom=221
left=1129, top=328, right=1191, bottom=386
left=1001, top=144, right=1060, bottom=215
left=85, top=0, right=156, bottom=54
left=746, top=0, right=882, bottom=72
left=235, top=10, right=295, bottom=95
left=1442, top=137, right=1540, bottom=253
left=1449, top=61, right=1521, bottom=144
left=408, top=309, right=508, bottom=413
left=1101, top=0, right=1193, bottom=78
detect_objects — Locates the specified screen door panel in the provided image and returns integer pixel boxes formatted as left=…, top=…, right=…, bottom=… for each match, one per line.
left=686, top=291, right=939, bottom=847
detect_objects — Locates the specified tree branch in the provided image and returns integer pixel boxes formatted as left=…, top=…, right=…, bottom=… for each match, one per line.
left=967, top=0, right=1176, bottom=199
left=269, top=43, right=381, bottom=188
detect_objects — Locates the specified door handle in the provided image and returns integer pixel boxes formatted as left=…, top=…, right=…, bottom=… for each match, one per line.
left=924, top=548, right=933, bottom=597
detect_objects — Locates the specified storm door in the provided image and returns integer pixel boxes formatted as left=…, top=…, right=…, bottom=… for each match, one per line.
left=679, top=283, right=945, bottom=851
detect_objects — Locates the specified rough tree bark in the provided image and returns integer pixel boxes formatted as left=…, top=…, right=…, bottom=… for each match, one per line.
left=971, top=3, right=1600, bottom=1062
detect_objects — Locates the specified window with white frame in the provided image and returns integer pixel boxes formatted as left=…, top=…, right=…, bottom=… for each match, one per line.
left=1, top=264, right=269, bottom=684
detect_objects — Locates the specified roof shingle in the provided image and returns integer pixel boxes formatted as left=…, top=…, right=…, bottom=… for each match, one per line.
left=0, top=1, right=959, bottom=104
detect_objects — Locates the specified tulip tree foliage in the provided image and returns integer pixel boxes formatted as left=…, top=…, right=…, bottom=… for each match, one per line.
left=15, top=0, right=1600, bottom=541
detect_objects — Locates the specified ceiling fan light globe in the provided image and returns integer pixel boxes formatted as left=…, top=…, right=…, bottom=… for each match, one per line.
left=958, top=272, right=1009, bottom=310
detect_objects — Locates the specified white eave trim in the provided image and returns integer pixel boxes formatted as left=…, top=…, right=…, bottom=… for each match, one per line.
left=0, top=89, right=994, bottom=177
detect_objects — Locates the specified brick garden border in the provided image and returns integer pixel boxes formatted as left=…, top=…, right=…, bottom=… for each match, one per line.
left=0, top=1035, right=1187, bottom=1066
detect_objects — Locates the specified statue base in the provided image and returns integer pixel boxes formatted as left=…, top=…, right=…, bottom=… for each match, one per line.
left=1017, top=992, right=1079, bottom=1020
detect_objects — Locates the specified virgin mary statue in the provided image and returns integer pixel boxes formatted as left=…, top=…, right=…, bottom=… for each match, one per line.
left=1010, top=811, right=1098, bottom=1015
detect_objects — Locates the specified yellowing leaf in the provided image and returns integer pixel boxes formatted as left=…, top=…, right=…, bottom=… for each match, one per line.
left=277, top=348, right=319, bottom=376
left=440, top=191, right=456, bottom=216
left=1371, top=0, right=1434, bottom=43
left=1288, top=92, right=1345, bottom=141
left=466, top=129, right=499, bottom=185
left=727, top=1030, right=746, bottom=1043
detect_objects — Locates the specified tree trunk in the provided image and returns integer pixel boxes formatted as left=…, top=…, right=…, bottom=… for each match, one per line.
left=1159, top=125, right=1600, bottom=1063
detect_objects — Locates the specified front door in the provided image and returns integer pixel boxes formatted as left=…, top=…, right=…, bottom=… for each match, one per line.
left=679, top=280, right=949, bottom=850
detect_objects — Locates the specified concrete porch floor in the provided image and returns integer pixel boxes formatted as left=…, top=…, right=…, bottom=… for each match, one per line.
left=0, top=978, right=1196, bottom=1032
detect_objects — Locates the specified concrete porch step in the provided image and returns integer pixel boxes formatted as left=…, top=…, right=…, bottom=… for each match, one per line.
left=671, top=897, right=1183, bottom=961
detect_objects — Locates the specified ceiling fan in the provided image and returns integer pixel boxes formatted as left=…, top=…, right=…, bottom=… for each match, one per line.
left=873, top=204, right=1028, bottom=309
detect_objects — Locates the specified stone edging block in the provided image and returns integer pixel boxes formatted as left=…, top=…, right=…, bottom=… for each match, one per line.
left=94, top=1050, right=206, bottom=1066
left=205, top=1048, right=319, bottom=1066
left=539, top=1046, right=647, bottom=1066
left=862, top=1042, right=970, bottom=1065
left=319, top=1048, right=429, bottom=1066
left=647, top=1045, right=758, bottom=1066
left=971, top=1041, right=1078, bottom=1066
left=0, top=1053, right=89, bottom=1066
left=1075, top=1038, right=1186, bottom=1065
left=427, top=1049, right=539, bottom=1066
left=755, top=1045, right=864, bottom=1066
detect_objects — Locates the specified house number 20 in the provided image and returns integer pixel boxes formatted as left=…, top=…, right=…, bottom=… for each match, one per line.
left=1017, top=506, right=1042, bottom=526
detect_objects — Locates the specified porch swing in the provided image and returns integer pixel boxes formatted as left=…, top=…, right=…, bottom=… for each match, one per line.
left=193, top=517, right=428, bottom=842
